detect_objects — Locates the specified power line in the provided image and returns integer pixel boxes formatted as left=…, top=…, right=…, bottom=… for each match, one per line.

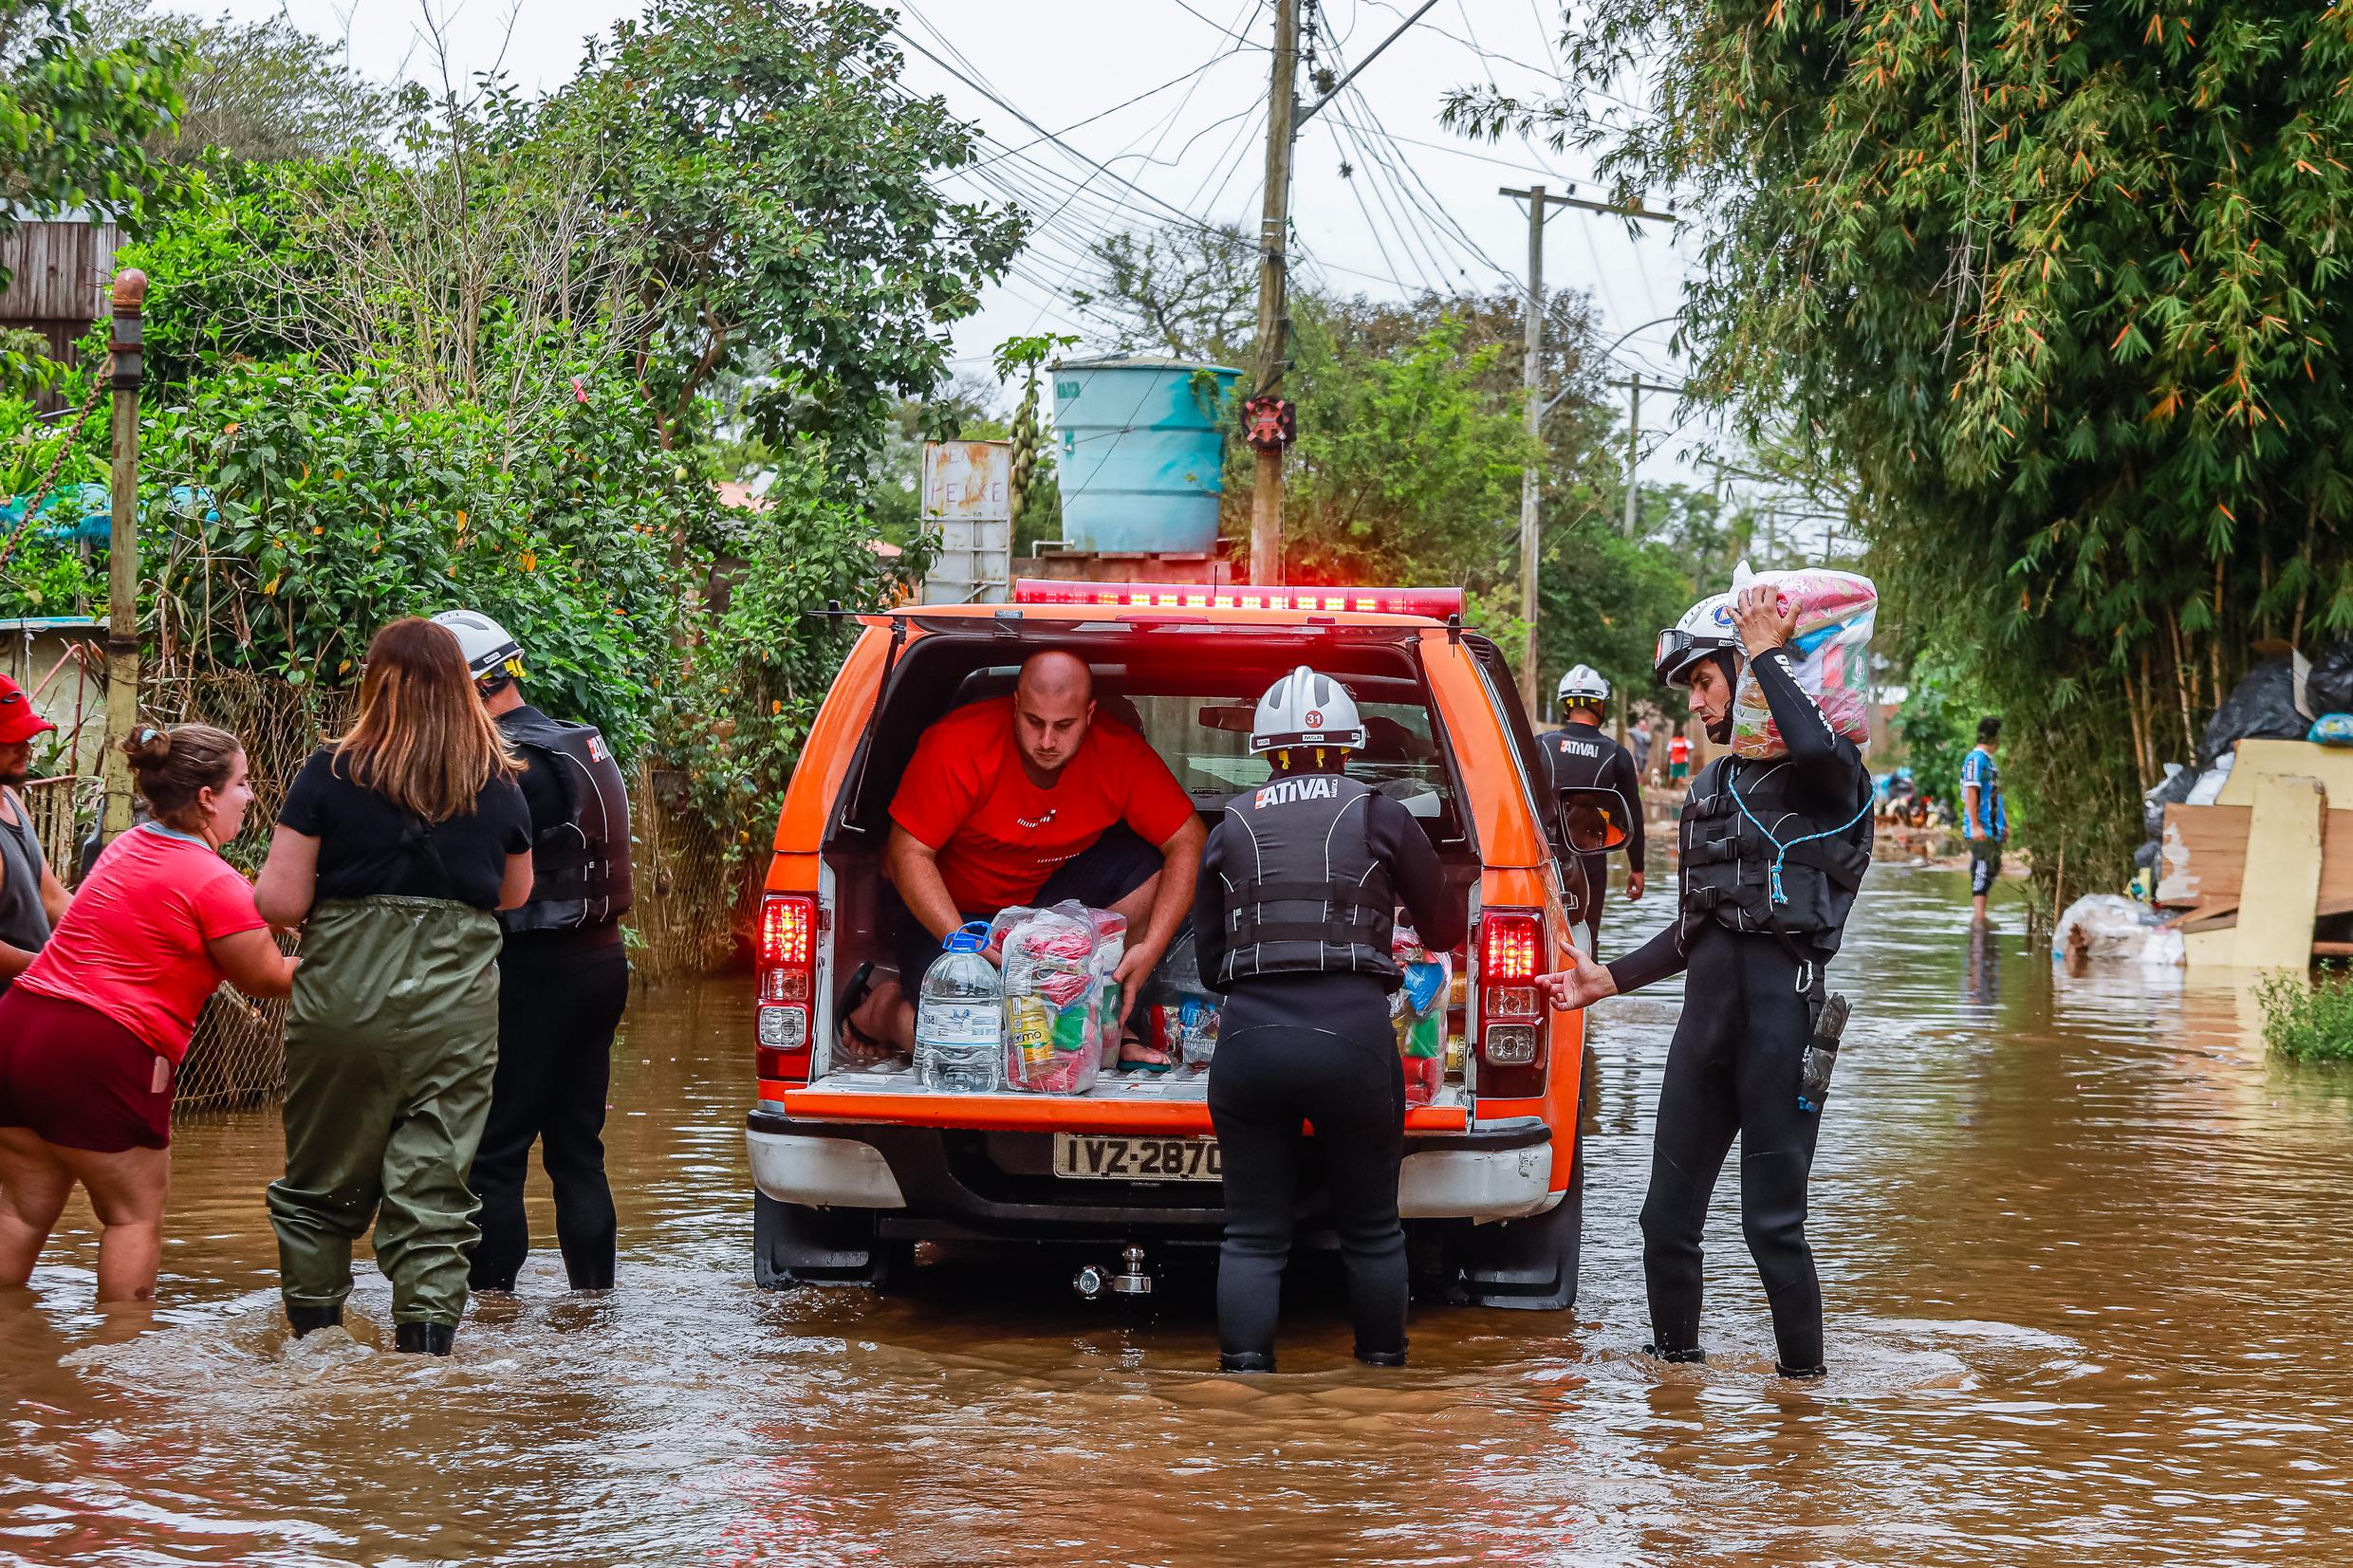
left=1344, top=83, right=1515, bottom=282
left=1326, top=114, right=1587, bottom=184
left=890, top=9, right=1242, bottom=243
left=963, top=45, right=1257, bottom=171
left=1169, top=0, right=1270, bottom=47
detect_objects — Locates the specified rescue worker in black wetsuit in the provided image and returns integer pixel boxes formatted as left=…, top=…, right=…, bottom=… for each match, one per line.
left=1541, top=664, right=1645, bottom=954
left=434, top=610, right=635, bottom=1294
left=1197, top=666, right=1466, bottom=1374
left=1535, top=584, right=1872, bottom=1379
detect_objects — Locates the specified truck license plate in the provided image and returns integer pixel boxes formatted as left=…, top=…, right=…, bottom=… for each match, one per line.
left=1051, top=1134, right=1223, bottom=1182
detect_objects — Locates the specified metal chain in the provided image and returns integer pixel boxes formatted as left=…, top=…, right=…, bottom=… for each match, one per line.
left=0, top=354, right=116, bottom=575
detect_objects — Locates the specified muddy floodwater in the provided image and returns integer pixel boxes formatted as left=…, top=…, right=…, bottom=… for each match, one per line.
left=6, top=864, right=2352, bottom=1565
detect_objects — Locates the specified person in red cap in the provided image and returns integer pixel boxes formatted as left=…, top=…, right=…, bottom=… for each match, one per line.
left=0, top=673, right=69, bottom=988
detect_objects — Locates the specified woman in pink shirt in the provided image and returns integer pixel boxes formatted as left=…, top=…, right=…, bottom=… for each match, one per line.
left=0, top=725, right=297, bottom=1302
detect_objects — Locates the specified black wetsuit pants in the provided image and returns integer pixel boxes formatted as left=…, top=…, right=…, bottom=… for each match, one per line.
left=1207, top=977, right=1407, bottom=1362
left=1640, top=923, right=1825, bottom=1371
left=1574, top=851, right=1610, bottom=951
left=468, top=939, right=630, bottom=1292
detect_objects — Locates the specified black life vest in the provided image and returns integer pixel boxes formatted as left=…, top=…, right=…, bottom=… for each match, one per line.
left=1541, top=723, right=1624, bottom=793
left=499, top=708, right=634, bottom=934
left=1213, top=770, right=1399, bottom=987
left=1677, top=754, right=1873, bottom=956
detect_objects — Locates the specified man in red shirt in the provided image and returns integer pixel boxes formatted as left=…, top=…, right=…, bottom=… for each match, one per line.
left=845, top=652, right=1204, bottom=1066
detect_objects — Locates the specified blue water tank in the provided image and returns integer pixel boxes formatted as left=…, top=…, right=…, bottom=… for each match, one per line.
left=1052, top=357, right=1242, bottom=553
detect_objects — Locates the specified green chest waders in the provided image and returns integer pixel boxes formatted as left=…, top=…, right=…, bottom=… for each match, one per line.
left=267, top=896, right=503, bottom=1329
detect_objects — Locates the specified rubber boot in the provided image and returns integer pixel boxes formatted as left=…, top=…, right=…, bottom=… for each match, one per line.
left=285, top=1302, right=343, bottom=1338
left=1776, top=1361, right=1828, bottom=1381
left=1643, top=1343, right=1706, bottom=1365
left=394, top=1321, right=455, bottom=1356
left=1218, top=1351, right=1276, bottom=1374
left=1355, top=1346, right=1408, bottom=1368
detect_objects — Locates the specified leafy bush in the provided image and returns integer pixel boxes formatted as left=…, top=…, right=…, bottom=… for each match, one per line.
left=122, top=351, right=681, bottom=755
left=2257, top=968, right=2353, bottom=1064
left=661, top=450, right=924, bottom=849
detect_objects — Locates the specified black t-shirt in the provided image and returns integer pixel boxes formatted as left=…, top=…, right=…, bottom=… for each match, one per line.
left=279, top=746, right=531, bottom=910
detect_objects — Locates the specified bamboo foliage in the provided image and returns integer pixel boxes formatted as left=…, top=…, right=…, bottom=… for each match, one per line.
left=1451, top=0, right=2353, bottom=900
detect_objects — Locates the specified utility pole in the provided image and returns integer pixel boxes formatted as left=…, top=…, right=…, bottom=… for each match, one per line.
left=1515, top=185, right=1547, bottom=712
left=1247, top=0, right=1300, bottom=586
left=101, top=269, right=146, bottom=840
left=1621, top=372, right=1641, bottom=537
left=1501, top=187, right=1677, bottom=707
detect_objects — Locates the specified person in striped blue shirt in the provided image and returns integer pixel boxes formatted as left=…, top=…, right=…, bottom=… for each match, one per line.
left=1961, top=717, right=2008, bottom=922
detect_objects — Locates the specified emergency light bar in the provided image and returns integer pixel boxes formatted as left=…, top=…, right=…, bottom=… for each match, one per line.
left=1010, top=580, right=1464, bottom=618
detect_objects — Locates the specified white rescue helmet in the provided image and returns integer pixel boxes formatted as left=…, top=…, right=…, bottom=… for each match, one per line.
left=1250, top=665, right=1367, bottom=755
left=431, top=608, right=525, bottom=685
left=1557, top=663, right=1611, bottom=711
left=1653, top=592, right=1742, bottom=688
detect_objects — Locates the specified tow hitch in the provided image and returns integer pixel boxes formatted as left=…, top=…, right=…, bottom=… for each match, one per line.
left=1073, top=1245, right=1154, bottom=1301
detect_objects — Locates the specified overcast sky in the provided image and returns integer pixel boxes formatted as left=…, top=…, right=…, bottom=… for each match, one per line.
left=195, top=0, right=1717, bottom=489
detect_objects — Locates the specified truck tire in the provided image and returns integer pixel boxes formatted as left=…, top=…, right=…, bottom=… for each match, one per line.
left=1444, top=1132, right=1583, bottom=1311
left=752, top=1192, right=910, bottom=1291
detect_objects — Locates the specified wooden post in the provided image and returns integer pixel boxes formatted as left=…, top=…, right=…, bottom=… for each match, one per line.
left=1246, top=0, right=1298, bottom=586
left=100, top=269, right=145, bottom=840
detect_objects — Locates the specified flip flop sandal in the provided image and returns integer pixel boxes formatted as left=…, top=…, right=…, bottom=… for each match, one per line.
left=832, top=962, right=901, bottom=1069
left=1117, top=1028, right=1175, bottom=1075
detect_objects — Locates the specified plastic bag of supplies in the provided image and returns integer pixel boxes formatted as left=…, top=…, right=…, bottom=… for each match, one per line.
left=993, top=901, right=1126, bottom=1095
left=1723, top=561, right=1878, bottom=761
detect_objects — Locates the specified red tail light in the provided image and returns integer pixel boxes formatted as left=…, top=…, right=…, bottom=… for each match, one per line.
left=1477, top=909, right=1547, bottom=1097
left=756, top=894, right=817, bottom=1090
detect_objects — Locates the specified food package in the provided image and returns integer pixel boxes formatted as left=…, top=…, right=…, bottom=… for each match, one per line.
left=1176, top=997, right=1220, bottom=1069
left=1139, top=923, right=1221, bottom=1069
left=996, top=900, right=1126, bottom=1095
left=1139, top=997, right=1220, bottom=1070
left=2309, top=713, right=2353, bottom=747
left=1722, top=560, right=1878, bottom=760
left=1390, top=925, right=1452, bottom=1107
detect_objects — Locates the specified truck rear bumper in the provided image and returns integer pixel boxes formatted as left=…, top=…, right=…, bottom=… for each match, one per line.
left=744, top=1106, right=1557, bottom=1235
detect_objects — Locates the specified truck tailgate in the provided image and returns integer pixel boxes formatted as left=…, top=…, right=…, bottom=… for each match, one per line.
left=776, top=1073, right=1471, bottom=1135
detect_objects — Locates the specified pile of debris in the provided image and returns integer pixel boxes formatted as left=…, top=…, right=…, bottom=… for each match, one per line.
left=2133, top=642, right=2353, bottom=881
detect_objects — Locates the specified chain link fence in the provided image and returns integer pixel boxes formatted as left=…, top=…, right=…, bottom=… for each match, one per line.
left=28, top=673, right=760, bottom=1116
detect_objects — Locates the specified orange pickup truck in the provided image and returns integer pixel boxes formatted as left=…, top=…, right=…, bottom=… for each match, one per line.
left=745, top=581, right=1593, bottom=1308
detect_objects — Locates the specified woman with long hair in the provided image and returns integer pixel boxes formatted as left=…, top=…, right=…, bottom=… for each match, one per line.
left=256, top=618, right=532, bottom=1356
left=0, top=725, right=295, bottom=1301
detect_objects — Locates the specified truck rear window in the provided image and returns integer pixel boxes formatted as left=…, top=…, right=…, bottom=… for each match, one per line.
left=830, top=631, right=1471, bottom=849
left=1126, top=693, right=1453, bottom=821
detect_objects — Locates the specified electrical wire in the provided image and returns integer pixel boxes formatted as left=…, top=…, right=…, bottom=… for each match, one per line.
left=963, top=45, right=1257, bottom=172
left=1343, top=82, right=1514, bottom=282
left=1325, top=114, right=1587, bottom=184
left=890, top=7, right=1245, bottom=243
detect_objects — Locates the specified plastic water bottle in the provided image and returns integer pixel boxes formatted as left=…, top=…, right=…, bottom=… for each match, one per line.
left=916, top=920, right=1003, bottom=1093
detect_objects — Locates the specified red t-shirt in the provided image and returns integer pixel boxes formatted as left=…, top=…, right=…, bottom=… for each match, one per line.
left=17, top=823, right=269, bottom=1063
left=889, top=697, right=1195, bottom=912
left=1669, top=735, right=1691, bottom=763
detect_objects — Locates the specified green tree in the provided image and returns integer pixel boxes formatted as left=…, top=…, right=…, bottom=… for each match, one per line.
left=0, top=0, right=184, bottom=382
left=542, top=0, right=1026, bottom=454
left=1245, top=301, right=1536, bottom=591
left=1896, top=650, right=1986, bottom=818
left=1070, top=223, right=1257, bottom=364
left=95, top=157, right=335, bottom=387
left=84, top=0, right=395, bottom=163
left=1454, top=0, right=2353, bottom=903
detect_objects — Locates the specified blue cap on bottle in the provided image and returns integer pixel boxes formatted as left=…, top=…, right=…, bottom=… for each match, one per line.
left=945, top=919, right=993, bottom=954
